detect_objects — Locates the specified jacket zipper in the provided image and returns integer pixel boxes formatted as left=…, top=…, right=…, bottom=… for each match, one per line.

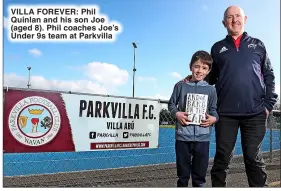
left=231, top=36, right=244, bottom=52
left=234, top=42, right=239, bottom=52
left=234, top=36, right=247, bottom=51
left=194, top=83, right=198, bottom=141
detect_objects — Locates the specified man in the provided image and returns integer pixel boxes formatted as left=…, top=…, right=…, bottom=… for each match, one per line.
left=181, top=5, right=278, bottom=187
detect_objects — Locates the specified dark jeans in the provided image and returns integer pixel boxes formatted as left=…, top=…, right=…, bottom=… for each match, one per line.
left=211, top=111, right=268, bottom=187
left=176, top=140, right=209, bottom=187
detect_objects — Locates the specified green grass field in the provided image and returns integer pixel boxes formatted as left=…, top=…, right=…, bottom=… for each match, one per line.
left=160, top=125, right=175, bottom=128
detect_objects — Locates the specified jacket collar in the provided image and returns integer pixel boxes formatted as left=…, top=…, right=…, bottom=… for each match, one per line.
left=225, top=31, right=249, bottom=42
left=188, top=80, right=209, bottom=86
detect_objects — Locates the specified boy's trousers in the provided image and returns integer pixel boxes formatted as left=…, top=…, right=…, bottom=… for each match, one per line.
left=176, top=140, right=210, bottom=187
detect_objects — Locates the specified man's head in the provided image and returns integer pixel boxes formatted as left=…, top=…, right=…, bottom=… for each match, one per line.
left=222, top=5, right=247, bottom=37
left=189, top=51, right=212, bottom=82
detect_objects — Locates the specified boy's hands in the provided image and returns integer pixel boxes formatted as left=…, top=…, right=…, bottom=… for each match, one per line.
left=176, top=112, right=217, bottom=127
left=200, top=113, right=217, bottom=127
left=176, top=112, right=192, bottom=126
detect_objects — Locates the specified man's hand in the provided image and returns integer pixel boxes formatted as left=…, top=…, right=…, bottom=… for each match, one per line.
left=200, top=113, right=217, bottom=127
left=176, top=112, right=191, bottom=126
left=265, top=108, right=269, bottom=118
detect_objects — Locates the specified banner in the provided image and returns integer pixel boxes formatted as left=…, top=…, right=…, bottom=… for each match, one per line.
left=3, top=89, right=160, bottom=153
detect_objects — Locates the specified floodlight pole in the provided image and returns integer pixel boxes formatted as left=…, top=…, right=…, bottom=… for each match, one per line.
left=27, top=67, right=31, bottom=89
left=132, top=42, right=137, bottom=97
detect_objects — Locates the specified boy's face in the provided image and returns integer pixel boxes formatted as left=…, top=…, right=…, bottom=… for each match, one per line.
left=190, top=60, right=210, bottom=81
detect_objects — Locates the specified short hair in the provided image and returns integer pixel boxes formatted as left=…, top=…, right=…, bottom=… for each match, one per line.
left=223, top=5, right=246, bottom=21
left=189, top=50, right=213, bottom=70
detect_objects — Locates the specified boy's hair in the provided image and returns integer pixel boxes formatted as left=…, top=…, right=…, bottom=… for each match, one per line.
left=189, top=50, right=213, bottom=70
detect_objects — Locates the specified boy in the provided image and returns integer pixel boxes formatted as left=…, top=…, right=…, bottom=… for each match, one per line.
left=168, top=50, right=219, bottom=187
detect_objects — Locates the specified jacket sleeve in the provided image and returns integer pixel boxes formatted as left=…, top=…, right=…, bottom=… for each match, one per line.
left=168, top=83, right=180, bottom=118
left=205, top=45, right=219, bottom=85
left=260, top=41, right=278, bottom=112
left=208, top=87, right=219, bottom=122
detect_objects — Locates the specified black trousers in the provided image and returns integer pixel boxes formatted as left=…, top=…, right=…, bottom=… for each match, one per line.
left=211, top=111, right=268, bottom=187
left=176, top=140, right=210, bottom=187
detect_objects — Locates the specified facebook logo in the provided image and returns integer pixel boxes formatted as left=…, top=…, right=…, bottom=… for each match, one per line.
left=89, top=132, right=96, bottom=139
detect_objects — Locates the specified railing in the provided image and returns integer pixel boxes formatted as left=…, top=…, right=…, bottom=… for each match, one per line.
left=3, top=87, right=280, bottom=187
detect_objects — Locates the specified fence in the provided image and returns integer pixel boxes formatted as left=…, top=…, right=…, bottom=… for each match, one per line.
left=3, top=88, right=281, bottom=187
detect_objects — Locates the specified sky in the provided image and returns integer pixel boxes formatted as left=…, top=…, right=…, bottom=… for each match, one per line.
left=3, top=0, right=280, bottom=101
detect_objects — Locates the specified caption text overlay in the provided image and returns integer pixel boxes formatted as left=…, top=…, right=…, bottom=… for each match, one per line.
left=7, top=5, right=123, bottom=42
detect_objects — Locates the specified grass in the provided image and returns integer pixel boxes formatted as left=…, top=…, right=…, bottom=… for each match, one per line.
left=160, top=125, right=175, bottom=128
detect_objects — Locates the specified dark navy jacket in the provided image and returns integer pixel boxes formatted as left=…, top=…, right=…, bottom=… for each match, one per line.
left=206, top=32, right=278, bottom=116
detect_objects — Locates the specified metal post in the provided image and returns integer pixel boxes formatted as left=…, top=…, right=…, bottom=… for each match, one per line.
left=27, top=67, right=31, bottom=89
left=132, top=42, right=137, bottom=97
left=269, top=112, right=273, bottom=162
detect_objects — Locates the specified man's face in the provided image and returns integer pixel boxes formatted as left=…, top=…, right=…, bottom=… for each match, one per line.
left=190, top=60, right=210, bottom=81
left=223, top=6, right=247, bottom=36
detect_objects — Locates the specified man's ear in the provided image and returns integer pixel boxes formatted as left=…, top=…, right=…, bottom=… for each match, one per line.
left=222, top=20, right=226, bottom=28
left=244, top=15, right=248, bottom=24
